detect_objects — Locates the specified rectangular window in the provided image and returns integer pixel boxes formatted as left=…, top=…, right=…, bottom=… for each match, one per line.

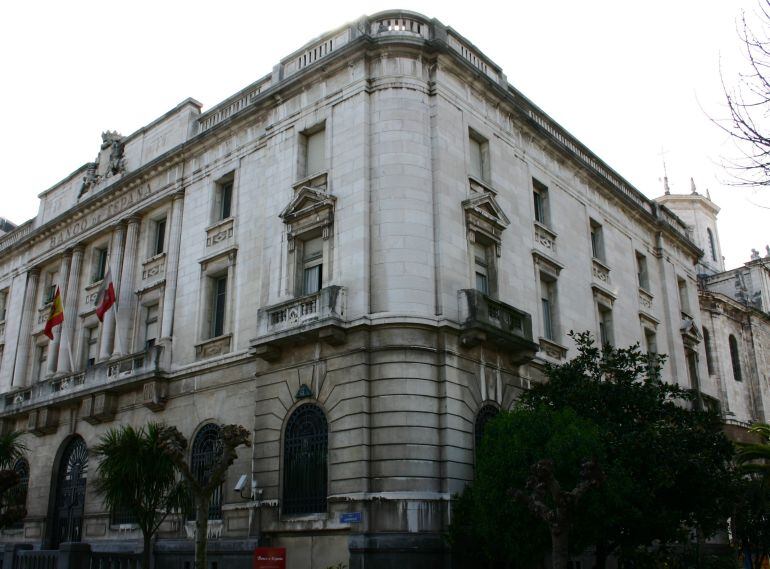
left=474, top=241, right=490, bottom=295
left=468, top=130, right=489, bottom=182
left=533, top=179, right=549, bottom=225
left=153, top=218, right=167, bottom=256
left=590, top=219, right=605, bottom=262
left=211, top=276, right=227, bottom=338
left=37, top=345, right=47, bottom=381
left=540, top=277, right=557, bottom=341
left=42, top=272, right=57, bottom=305
left=0, top=288, right=8, bottom=321
left=636, top=251, right=649, bottom=290
left=93, top=248, right=108, bottom=283
left=598, top=304, right=613, bottom=347
left=144, top=304, right=159, bottom=349
left=302, top=236, right=323, bottom=295
left=85, top=326, right=98, bottom=368
left=678, top=277, right=690, bottom=315
left=300, top=127, right=326, bottom=178
left=644, top=328, right=657, bottom=354
left=216, top=180, right=233, bottom=221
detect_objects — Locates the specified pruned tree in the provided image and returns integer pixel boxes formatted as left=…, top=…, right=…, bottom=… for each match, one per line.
left=513, top=458, right=604, bottom=569
left=718, top=1, right=770, bottom=189
left=157, top=424, right=251, bottom=569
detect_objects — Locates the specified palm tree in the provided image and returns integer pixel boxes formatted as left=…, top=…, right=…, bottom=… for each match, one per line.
left=0, top=431, right=27, bottom=529
left=94, top=423, right=185, bottom=569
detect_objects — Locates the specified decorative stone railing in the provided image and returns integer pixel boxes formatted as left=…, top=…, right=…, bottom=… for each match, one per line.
left=446, top=30, right=504, bottom=84
left=141, top=252, right=166, bottom=283
left=197, top=75, right=273, bottom=133
left=638, top=288, right=654, bottom=312
left=591, top=258, right=611, bottom=285
left=205, top=218, right=235, bottom=249
left=457, top=289, right=537, bottom=363
left=0, top=219, right=33, bottom=254
left=254, top=286, right=346, bottom=360
left=534, top=222, right=557, bottom=255
left=1, top=346, right=163, bottom=414
left=195, top=334, right=232, bottom=361
left=370, top=15, right=432, bottom=39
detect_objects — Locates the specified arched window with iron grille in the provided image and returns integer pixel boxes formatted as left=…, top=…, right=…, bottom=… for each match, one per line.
left=475, top=404, right=499, bottom=457
left=283, top=404, right=328, bottom=515
left=9, top=458, right=29, bottom=529
left=189, top=423, right=223, bottom=520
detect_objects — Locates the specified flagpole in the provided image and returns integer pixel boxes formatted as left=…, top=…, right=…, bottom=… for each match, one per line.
left=112, top=298, right=124, bottom=355
left=64, top=326, right=75, bottom=372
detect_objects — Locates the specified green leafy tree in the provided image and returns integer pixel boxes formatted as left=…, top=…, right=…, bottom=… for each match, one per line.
left=94, top=423, right=186, bottom=569
left=734, top=423, right=770, bottom=569
left=0, top=431, right=27, bottom=529
left=522, top=332, right=735, bottom=566
left=449, top=406, right=605, bottom=568
left=450, top=332, right=735, bottom=568
left=157, top=424, right=251, bottom=569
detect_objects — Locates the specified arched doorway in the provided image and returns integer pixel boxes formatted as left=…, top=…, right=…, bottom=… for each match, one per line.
left=52, top=436, right=88, bottom=547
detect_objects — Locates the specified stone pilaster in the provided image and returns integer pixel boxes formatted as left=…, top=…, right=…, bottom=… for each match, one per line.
left=57, top=246, right=84, bottom=374
left=47, top=252, right=72, bottom=375
left=12, top=268, right=40, bottom=387
left=99, top=223, right=125, bottom=359
left=161, top=190, right=186, bottom=339
left=116, top=216, right=141, bottom=355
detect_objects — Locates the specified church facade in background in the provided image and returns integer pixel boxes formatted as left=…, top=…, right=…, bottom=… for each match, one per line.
left=0, top=11, right=767, bottom=568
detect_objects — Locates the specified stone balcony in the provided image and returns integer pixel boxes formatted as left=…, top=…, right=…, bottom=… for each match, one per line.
left=457, top=289, right=538, bottom=364
left=252, top=286, right=346, bottom=361
left=1, top=346, right=167, bottom=426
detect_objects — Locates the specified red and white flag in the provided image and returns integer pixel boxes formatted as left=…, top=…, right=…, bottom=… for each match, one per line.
left=95, top=267, right=116, bottom=322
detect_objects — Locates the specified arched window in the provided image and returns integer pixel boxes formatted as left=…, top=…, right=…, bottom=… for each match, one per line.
left=707, top=229, right=717, bottom=261
left=703, top=327, right=714, bottom=375
left=9, top=458, right=29, bottom=529
left=729, top=335, right=743, bottom=382
left=53, top=436, right=88, bottom=546
left=474, top=404, right=500, bottom=455
left=190, top=424, right=223, bottom=520
left=283, top=404, right=328, bottom=515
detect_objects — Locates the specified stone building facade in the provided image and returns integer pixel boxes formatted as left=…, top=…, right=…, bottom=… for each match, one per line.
left=0, top=10, right=755, bottom=569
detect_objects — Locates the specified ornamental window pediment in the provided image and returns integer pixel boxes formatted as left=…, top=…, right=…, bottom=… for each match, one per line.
left=462, top=192, right=509, bottom=247
left=280, top=187, right=336, bottom=240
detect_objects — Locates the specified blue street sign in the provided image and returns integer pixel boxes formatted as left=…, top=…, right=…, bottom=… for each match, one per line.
left=340, top=512, right=362, bottom=523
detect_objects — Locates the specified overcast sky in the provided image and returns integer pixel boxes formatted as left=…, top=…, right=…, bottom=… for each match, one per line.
left=1, top=0, right=766, bottom=268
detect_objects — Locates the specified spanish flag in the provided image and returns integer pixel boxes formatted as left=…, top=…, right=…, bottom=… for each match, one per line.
left=44, top=286, right=64, bottom=340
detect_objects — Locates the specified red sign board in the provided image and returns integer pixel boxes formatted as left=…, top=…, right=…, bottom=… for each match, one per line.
left=253, top=547, right=286, bottom=569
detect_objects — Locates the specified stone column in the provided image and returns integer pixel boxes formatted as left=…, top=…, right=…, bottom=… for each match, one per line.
left=115, top=216, right=141, bottom=356
left=161, top=190, right=186, bottom=339
left=12, top=268, right=40, bottom=388
left=57, top=246, right=84, bottom=374
left=99, top=223, right=125, bottom=360
left=47, top=252, right=72, bottom=375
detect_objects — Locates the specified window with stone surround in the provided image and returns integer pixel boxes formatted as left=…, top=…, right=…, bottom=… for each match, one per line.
left=92, top=246, right=108, bottom=283
left=209, top=274, right=227, bottom=339
left=590, top=219, right=605, bottom=263
left=36, top=343, right=48, bottom=382
left=473, top=240, right=492, bottom=295
left=474, top=404, right=499, bottom=460
left=301, top=235, right=324, bottom=295
left=213, top=175, right=234, bottom=222
left=189, top=424, right=223, bottom=521
left=539, top=274, right=558, bottom=342
left=636, top=251, right=649, bottom=290
left=83, top=325, right=99, bottom=368
left=197, top=250, right=236, bottom=348
left=468, top=129, right=490, bottom=183
left=42, top=271, right=57, bottom=305
left=533, top=178, right=550, bottom=226
left=598, top=303, right=613, bottom=347
left=151, top=217, right=167, bottom=257
left=677, top=276, right=690, bottom=316
left=144, top=303, right=159, bottom=349
left=0, top=288, right=7, bottom=321
left=299, top=124, right=326, bottom=179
